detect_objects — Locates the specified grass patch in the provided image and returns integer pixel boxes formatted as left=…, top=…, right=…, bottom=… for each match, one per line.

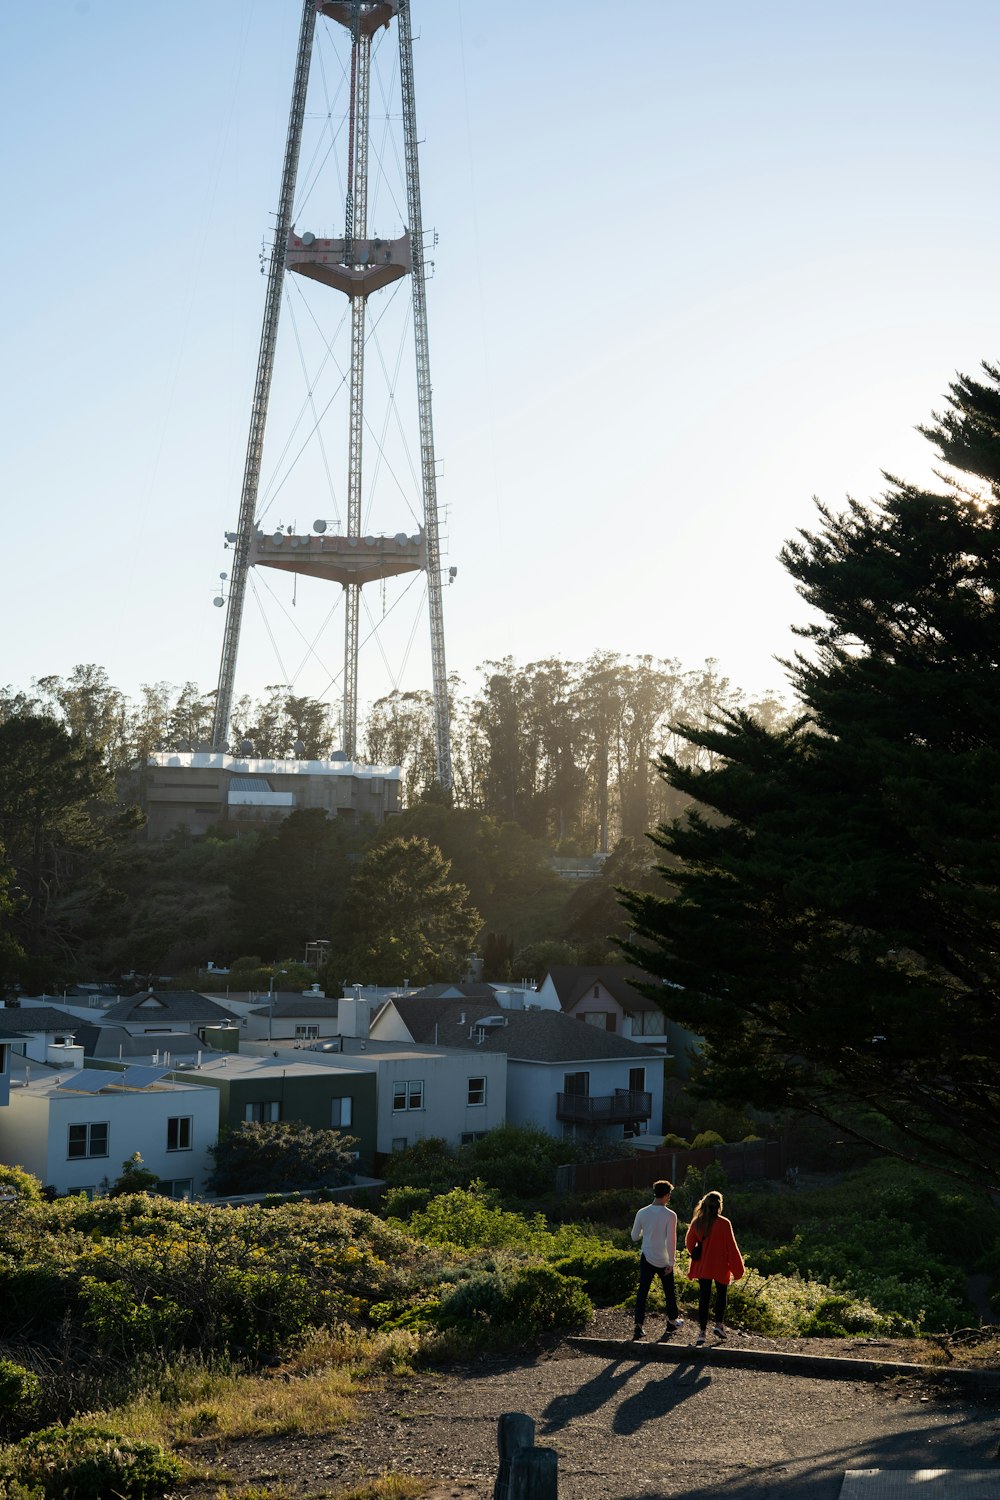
left=337, top=1476, right=428, bottom=1500
left=98, top=1361, right=360, bottom=1448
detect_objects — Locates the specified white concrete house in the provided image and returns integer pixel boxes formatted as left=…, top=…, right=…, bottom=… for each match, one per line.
left=0, top=1062, right=219, bottom=1197
left=242, top=1036, right=507, bottom=1155
left=373, top=996, right=666, bottom=1143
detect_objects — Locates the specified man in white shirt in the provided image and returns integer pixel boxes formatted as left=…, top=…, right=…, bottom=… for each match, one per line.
left=630, top=1178, right=683, bottom=1340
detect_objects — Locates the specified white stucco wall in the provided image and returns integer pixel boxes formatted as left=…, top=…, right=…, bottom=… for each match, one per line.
left=329, top=1047, right=507, bottom=1153
left=0, top=1080, right=219, bottom=1194
left=505, top=1055, right=664, bottom=1143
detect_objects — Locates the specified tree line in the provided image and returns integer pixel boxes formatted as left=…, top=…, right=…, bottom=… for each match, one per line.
left=1, top=655, right=788, bottom=853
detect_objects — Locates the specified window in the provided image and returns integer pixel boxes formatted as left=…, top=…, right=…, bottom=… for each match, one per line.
left=391, top=1137, right=407, bottom=1152
left=629, top=1067, right=646, bottom=1094
left=157, top=1179, right=193, bottom=1200
left=582, top=1011, right=614, bottom=1031
left=392, top=1080, right=423, bottom=1112
left=467, top=1077, right=486, bottom=1107
left=295, top=1024, right=319, bottom=1040
left=460, top=1131, right=487, bottom=1145
left=633, top=1010, right=665, bottom=1036
left=67, top=1122, right=109, bottom=1160
left=245, top=1101, right=281, bottom=1122
left=331, top=1096, right=353, bottom=1128
left=592, top=984, right=600, bottom=998
left=563, top=1071, right=589, bottom=1097
left=167, top=1116, right=192, bottom=1152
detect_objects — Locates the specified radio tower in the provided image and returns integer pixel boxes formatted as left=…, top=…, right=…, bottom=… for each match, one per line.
left=210, top=0, right=453, bottom=790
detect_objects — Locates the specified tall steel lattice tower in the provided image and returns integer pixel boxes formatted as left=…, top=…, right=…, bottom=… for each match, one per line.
left=211, top=0, right=452, bottom=789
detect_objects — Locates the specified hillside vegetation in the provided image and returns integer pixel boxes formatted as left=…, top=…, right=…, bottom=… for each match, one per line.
left=0, top=1147, right=997, bottom=1496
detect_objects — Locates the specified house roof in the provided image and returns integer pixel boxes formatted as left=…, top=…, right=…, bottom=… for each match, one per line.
left=76, top=1025, right=205, bottom=1060
left=0, top=1006, right=84, bottom=1034
left=100, top=990, right=239, bottom=1024
left=389, top=997, right=664, bottom=1064
left=248, top=998, right=341, bottom=1019
left=542, top=965, right=661, bottom=1014
left=407, top=982, right=498, bottom=1001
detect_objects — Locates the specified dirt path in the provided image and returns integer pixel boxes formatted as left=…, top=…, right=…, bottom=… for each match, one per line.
left=177, top=1330, right=1000, bottom=1500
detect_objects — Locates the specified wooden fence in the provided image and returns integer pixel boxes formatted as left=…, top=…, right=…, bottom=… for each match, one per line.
left=554, top=1138, right=784, bottom=1195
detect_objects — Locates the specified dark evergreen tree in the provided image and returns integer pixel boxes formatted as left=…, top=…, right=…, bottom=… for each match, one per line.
left=339, top=836, right=481, bottom=986
left=622, top=363, right=1000, bottom=1187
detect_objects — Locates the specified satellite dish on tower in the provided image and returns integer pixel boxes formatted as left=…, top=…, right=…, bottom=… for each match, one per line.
left=302, top=231, right=316, bottom=246
left=313, top=519, right=327, bottom=533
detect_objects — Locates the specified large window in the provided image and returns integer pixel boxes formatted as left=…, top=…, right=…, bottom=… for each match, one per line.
left=67, top=1122, right=108, bottom=1160
left=582, top=1011, right=615, bottom=1031
left=295, top=1024, right=319, bottom=1040
left=331, top=1097, right=353, bottom=1128
left=467, top=1077, right=486, bottom=1107
left=157, top=1179, right=193, bottom=1200
left=167, top=1116, right=192, bottom=1152
left=392, top=1080, right=423, bottom=1112
left=245, top=1101, right=281, bottom=1123
left=632, top=1011, right=666, bottom=1036
left=563, top=1071, right=589, bottom=1097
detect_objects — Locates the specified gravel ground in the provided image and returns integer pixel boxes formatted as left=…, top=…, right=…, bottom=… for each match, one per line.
left=175, top=1314, right=1000, bottom=1500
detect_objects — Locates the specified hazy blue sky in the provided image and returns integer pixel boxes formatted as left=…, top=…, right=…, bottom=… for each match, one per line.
left=3, top=0, right=999, bottom=718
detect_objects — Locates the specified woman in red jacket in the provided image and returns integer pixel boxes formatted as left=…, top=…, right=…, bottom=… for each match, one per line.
left=685, top=1190, right=745, bottom=1346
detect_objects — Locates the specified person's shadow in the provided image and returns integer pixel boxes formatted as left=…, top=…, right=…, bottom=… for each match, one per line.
left=540, top=1356, right=641, bottom=1433
left=613, top=1356, right=711, bottom=1434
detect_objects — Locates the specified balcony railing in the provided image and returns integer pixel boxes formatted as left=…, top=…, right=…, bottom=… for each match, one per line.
left=556, top=1089, right=652, bottom=1126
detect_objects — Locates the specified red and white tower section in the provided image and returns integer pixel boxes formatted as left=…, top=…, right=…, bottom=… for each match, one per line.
left=211, top=0, right=453, bottom=788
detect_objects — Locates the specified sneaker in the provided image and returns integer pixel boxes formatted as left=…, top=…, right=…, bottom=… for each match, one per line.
left=669, top=1315, right=685, bottom=1328
left=631, top=1327, right=646, bottom=1341
left=713, top=1324, right=726, bottom=1338
left=695, top=1332, right=706, bottom=1347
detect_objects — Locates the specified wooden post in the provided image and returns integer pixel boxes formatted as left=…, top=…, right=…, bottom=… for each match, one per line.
left=509, top=1446, right=558, bottom=1499
left=494, top=1412, right=535, bottom=1500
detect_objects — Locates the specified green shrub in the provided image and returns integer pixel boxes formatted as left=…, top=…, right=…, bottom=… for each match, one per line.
left=438, top=1264, right=590, bottom=1336
left=659, top=1134, right=690, bottom=1150
left=0, top=1168, right=42, bottom=1206
left=2, top=1423, right=181, bottom=1499
left=381, top=1186, right=433, bottom=1221
left=0, top=1362, right=40, bottom=1441
left=498, top=1265, right=591, bottom=1332
left=690, top=1131, right=725, bottom=1150
left=551, top=1247, right=636, bottom=1305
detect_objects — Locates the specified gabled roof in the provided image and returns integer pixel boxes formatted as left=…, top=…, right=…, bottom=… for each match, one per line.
left=0, top=1006, right=83, bottom=1034
left=100, top=990, right=238, bottom=1024
left=388, top=997, right=663, bottom=1064
left=542, top=965, right=661, bottom=1014
left=407, top=982, right=497, bottom=1001
left=384, top=996, right=498, bottom=1045
left=248, top=998, right=341, bottom=1019
left=76, top=1024, right=205, bottom=1060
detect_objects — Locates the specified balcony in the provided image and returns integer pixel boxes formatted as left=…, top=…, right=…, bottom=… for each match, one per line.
left=556, top=1089, right=652, bottom=1126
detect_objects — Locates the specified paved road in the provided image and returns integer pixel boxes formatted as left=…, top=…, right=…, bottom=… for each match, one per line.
left=345, top=1346, right=1000, bottom=1500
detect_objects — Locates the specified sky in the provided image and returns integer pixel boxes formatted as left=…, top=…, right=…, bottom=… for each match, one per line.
left=3, top=0, right=1000, bottom=722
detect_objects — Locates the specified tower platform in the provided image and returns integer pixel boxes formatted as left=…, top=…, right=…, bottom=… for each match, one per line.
left=286, top=231, right=410, bottom=297
left=252, top=526, right=424, bottom=587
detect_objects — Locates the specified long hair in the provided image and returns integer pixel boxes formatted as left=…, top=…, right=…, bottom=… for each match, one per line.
left=692, top=1190, right=723, bottom=1232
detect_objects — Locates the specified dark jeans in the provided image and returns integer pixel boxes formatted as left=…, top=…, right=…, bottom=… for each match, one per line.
left=697, top=1278, right=728, bottom=1330
left=635, top=1255, right=679, bottom=1327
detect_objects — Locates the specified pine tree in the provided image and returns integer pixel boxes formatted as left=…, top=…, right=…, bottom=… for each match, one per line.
left=622, top=363, right=1000, bottom=1187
